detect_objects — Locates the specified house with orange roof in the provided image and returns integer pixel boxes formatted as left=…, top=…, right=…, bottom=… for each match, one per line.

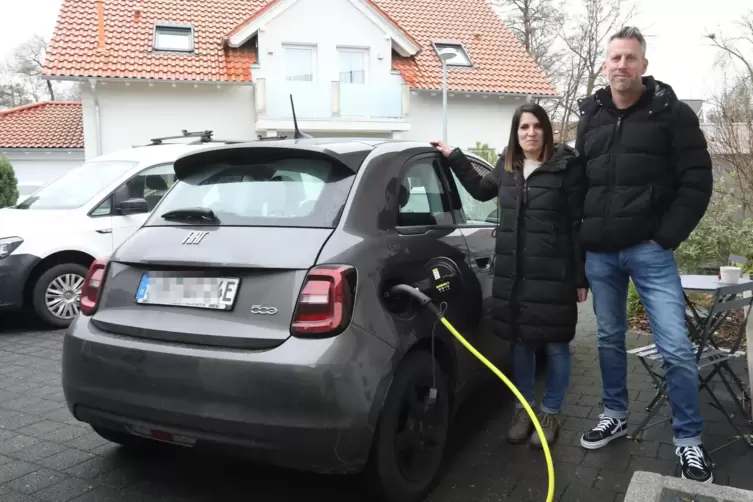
left=0, top=102, right=85, bottom=202
left=42, top=0, right=556, bottom=160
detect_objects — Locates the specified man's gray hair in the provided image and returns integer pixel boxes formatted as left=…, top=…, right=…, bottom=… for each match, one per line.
left=607, top=26, right=647, bottom=58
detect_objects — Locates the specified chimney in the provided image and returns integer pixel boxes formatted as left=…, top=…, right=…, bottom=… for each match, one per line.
left=96, top=0, right=106, bottom=50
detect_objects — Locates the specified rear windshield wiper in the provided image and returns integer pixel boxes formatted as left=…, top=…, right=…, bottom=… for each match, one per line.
left=160, top=207, right=219, bottom=223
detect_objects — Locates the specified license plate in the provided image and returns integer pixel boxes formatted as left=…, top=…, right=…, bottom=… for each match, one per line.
left=135, top=273, right=240, bottom=310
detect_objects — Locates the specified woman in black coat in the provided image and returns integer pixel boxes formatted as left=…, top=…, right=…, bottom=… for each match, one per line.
left=431, top=103, right=588, bottom=447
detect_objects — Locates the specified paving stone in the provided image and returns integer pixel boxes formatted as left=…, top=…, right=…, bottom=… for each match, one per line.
left=4, top=468, right=67, bottom=494
left=36, top=449, right=97, bottom=471
left=0, top=460, right=37, bottom=484
left=32, top=477, right=99, bottom=502
left=1, top=303, right=752, bottom=501
left=0, top=486, right=39, bottom=501
left=561, top=483, right=619, bottom=501
left=7, top=441, right=70, bottom=462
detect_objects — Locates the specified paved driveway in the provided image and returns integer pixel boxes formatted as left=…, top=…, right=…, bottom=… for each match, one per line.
left=0, top=302, right=751, bottom=501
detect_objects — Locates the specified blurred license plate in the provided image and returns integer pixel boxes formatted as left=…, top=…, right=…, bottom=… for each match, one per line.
left=135, top=273, right=240, bottom=310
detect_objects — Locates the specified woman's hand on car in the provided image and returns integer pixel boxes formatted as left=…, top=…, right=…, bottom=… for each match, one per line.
left=577, top=288, right=588, bottom=303
left=430, top=140, right=454, bottom=158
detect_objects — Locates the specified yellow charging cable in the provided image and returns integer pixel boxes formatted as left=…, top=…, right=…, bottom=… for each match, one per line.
left=439, top=316, right=555, bottom=502
left=387, top=283, right=555, bottom=502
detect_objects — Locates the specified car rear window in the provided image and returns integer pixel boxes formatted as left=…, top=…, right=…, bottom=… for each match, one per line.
left=146, top=155, right=355, bottom=228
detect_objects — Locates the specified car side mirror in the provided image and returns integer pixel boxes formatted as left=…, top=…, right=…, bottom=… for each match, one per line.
left=117, top=198, right=149, bottom=215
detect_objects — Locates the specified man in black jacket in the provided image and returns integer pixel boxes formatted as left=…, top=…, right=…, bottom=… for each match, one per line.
left=575, top=27, right=714, bottom=483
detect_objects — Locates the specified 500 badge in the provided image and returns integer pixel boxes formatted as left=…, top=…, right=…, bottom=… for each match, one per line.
left=250, top=305, right=278, bottom=315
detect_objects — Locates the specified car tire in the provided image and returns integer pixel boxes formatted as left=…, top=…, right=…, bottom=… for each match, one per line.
left=365, top=351, right=450, bottom=502
left=32, top=263, right=89, bottom=328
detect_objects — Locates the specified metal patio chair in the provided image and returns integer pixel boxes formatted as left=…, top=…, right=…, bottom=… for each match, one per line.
left=628, top=280, right=753, bottom=454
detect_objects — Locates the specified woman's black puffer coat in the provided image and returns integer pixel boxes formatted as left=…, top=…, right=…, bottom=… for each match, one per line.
left=447, top=144, right=587, bottom=345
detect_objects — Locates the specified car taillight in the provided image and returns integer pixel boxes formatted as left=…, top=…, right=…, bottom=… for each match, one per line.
left=80, top=258, right=108, bottom=316
left=291, top=265, right=356, bottom=337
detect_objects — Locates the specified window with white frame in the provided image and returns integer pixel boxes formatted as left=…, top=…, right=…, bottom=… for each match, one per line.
left=283, top=45, right=316, bottom=82
left=338, top=48, right=367, bottom=84
left=154, top=24, right=194, bottom=52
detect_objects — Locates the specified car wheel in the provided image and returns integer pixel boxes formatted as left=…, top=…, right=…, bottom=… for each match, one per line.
left=366, top=351, right=450, bottom=502
left=32, top=263, right=88, bottom=328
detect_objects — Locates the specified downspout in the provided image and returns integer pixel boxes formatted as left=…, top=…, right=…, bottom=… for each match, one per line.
left=89, top=79, right=103, bottom=157
left=89, top=0, right=106, bottom=158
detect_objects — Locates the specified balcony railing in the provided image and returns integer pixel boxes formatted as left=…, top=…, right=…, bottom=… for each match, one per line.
left=255, top=75, right=409, bottom=121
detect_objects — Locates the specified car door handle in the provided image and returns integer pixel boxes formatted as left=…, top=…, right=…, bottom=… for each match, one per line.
left=96, top=229, right=112, bottom=234
left=475, top=256, right=491, bottom=269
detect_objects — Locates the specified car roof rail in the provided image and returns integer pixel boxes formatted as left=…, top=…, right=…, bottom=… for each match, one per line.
left=148, top=130, right=214, bottom=145
left=256, top=134, right=289, bottom=141
left=132, top=130, right=245, bottom=148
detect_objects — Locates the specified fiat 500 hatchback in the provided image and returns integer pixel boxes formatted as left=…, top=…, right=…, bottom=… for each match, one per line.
left=62, top=138, right=509, bottom=502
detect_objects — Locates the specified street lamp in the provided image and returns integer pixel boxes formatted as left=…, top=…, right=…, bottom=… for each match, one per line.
left=439, top=51, right=456, bottom=143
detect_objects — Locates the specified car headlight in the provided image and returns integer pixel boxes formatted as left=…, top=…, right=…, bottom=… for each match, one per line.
left=0, top=237, right=23, bottom=260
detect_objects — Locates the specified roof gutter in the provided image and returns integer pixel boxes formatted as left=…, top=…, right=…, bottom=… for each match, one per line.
left=410, top=88, right=561, bottom=100
left=42, top=75, right=255, bottom=86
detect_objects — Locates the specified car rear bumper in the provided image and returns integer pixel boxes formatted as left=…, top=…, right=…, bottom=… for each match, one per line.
left=0, top=253, right=39, bottom=309
left=62, top=315, right=395, bottom=474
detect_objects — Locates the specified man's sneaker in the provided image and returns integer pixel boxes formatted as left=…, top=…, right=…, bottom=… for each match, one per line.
left=676, top=445, right=714, bottom=484
left=529, top=412, right=559, bottom=449
left=507, top=408, right=533, bottom=444
left=580, top=414, right=628, bottom=449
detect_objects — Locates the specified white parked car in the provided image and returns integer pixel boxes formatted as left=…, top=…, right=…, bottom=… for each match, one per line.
left=0, top=131, right=236, bottom=327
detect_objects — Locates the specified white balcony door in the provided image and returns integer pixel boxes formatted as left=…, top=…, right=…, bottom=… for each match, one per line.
left=337, top=48, right=367, bottom=84
left=283, top=44, right=316, bottom=82
left=280, top=44, right=327, bottom=117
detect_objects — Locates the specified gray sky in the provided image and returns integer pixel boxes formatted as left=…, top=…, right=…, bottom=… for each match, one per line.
left=1, top=0, right=749, bottom=101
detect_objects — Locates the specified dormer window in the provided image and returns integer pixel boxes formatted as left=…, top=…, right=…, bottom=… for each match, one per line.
left=153, top=23, right=194, bottom=53
left=433, top=42, right=473, bottom=67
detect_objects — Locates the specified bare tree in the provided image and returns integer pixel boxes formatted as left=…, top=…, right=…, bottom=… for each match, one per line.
left=705, top=10, right=753, bottom=88
left=562, top=0, right=634, bottom=97
left=703, top=11, right=753, bottom=214
left=12, top=34, right=55, bottom=101
left=0, top=63, right=35, bottom=109
left=492, top=0, right=564, bottom=79
left=0, top=34, right=82, bottom=110
left=552, top=0, right=635, bottom=141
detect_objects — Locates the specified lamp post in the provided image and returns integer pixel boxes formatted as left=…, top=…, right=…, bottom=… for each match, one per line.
left=439, top=52, right=456, bottom=143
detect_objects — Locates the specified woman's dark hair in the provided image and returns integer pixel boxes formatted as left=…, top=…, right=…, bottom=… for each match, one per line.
left=503, top=103, right=555, bottom=173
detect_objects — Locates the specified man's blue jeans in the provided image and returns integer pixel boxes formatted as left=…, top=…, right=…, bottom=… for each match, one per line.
left=513, top=342, right=571, bottom=414
left=586, top=241, right=703, bottom=447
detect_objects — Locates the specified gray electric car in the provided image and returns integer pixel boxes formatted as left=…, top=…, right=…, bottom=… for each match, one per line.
left=62, top=137, right=510, bottom=502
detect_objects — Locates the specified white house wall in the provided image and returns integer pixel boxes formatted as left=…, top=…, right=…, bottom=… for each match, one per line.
left=404, top=92, right=520, bottom=154
left=254, top=0, right=395, bottom=88
left=81, top=81, right=256, bottom=159
left=1, top=149, right=85, bottom=194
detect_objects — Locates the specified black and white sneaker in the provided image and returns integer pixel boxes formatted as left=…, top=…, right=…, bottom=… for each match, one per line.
left=580, top=414, right=628, bottom=449
left=676, top=446, right=714, bottom=484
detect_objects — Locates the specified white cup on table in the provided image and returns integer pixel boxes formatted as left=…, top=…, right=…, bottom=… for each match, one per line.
left=720, top=266, right=742, bottom=284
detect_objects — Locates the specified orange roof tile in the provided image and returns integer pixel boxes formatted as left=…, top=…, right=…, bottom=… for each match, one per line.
left=0, top=102, right=84, bottom=149
left=44, top=0, right=556, bottom=95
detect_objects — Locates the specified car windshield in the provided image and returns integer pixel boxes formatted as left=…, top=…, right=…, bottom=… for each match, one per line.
left=15, top=160, right=138, bottom=210
left=148, top=155, right=355, bottom=228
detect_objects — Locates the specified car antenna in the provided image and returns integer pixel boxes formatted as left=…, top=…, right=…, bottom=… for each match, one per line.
left=290, top=94, right=312, bottom=139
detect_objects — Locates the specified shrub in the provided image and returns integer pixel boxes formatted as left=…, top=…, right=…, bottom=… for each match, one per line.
left=626, top=280, right=643, bottom=319
left=471, top=141, right=498, bottom=165
left=0, top=156, right=19, bottom=208
left=674, top=176, right=753, bottom=274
